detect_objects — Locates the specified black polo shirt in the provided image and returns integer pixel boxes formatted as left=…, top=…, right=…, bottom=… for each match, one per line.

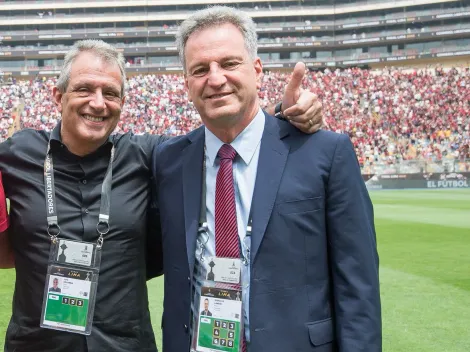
left=0, top=122, right=168, bottom=352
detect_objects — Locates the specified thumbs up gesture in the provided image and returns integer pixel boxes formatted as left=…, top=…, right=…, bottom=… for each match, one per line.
left=280, top=62, right=323, bottom=133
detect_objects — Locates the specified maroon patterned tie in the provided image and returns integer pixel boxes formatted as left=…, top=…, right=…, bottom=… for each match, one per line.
left=214, top=144, right=247, bottom=351
left=215, top=144, right=240, bottom=258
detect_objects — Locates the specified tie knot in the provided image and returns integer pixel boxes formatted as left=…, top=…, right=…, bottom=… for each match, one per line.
left=218, top=144, right=237, bottom=161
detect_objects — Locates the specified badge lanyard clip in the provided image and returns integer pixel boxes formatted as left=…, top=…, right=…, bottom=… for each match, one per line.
left=44, top=142, right=114, bottom=249
left=191, top=147, right=251, bottom=352
left=40, top=138, right=114, bottom=335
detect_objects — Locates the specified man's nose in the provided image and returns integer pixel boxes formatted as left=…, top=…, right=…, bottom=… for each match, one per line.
left=89, top=91, right=106, bottom=110
left=207, top=63, right=227, bottom=87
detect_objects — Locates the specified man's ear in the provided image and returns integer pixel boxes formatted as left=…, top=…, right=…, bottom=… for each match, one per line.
left=184, top=74, right=192, bottom=102
left=52, top=87, right=64, bottom=113
left=254, top=57, right=263, bottom=90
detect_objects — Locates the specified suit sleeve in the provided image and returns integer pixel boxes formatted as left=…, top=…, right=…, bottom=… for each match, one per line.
left=326, top=134, right=382, bottom=351
left=145, top=142, right=164, bottom=280
left=140, top=133, right=172, bottom=157
left=0, top=172, right=8, bottom=233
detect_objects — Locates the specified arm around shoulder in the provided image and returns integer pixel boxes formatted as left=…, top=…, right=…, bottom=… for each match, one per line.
left=144, top=133, right=172, bottom=153
left=326, top=134, right=381, bottom=351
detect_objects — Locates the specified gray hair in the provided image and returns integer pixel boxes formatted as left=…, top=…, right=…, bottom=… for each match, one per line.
left=56, top=39, right=126, bottom=96
left=175, top=6, right=258, bottom=72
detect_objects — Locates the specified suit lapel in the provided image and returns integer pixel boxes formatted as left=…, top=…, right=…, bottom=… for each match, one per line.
left=250, top=114, right=290, bottom=264
left=182, top=128, right=205, bottom=277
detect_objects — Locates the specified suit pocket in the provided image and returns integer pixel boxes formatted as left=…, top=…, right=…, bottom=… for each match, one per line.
left=277, top=197, right=323, bottom=215
left=306, top=318, right=334, bottom=346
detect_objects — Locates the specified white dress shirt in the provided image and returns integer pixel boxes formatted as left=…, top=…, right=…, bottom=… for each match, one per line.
left=193, top=107, right=265, bottom=343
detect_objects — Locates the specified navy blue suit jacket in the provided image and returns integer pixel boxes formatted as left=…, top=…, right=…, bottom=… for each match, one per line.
left=151, top=112, right=381, bottom=351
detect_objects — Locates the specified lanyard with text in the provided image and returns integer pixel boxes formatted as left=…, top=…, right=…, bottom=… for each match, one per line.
left=40, top=139, right=115, bottom=336
left=44, top=142, right=115, bottom=247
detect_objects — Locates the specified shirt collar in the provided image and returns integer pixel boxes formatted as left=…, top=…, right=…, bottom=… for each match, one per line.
left=204, top=107, right=265, bottom=166
left=50, top=120, right=62, bottom=143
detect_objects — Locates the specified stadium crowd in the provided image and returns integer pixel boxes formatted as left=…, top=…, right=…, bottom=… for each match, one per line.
left=0, top=67, right=469, bottom=173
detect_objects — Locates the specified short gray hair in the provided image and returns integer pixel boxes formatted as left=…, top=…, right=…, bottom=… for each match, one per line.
left=175, top=6, right=258, bottom=72
left=57, top=39, right=126, bottom=96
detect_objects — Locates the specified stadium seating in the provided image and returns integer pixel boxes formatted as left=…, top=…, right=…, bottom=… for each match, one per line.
left=1, top=67, right=469, bottom=172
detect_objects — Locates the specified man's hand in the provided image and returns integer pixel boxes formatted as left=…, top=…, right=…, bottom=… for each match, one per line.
left=281, top=62, right=323, bottom=134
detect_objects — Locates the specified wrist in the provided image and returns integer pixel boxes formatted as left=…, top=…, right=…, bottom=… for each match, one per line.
left=274, top=102, right=287, bottom=121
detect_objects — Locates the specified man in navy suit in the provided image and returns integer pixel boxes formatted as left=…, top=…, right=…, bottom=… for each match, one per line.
left=152, top=6, right=381, bottom=352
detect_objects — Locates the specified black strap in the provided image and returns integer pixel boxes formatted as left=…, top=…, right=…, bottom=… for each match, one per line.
left=44, top=144, right=59, bottom=230
left=43, top=140, right=114, bottom=247
left=198, top=151, right=207, bottom=228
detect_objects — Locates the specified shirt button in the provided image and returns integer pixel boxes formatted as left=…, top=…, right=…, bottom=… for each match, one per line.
left=82, top=179, right=87, bottom=184
left=84, top=209, right=89, bottom=214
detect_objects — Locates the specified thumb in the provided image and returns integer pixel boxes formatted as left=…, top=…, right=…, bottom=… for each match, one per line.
left=283, top=62, right=306, bottom=107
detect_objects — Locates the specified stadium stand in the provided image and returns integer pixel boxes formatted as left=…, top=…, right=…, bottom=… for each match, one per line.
left=0, top=0, right=469, bottom=173
left=1, top=0, right=470, bottom=75
left=1, top=67, right=469, bottom=173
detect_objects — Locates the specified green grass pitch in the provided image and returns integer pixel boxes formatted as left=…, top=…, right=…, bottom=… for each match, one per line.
left=0, top=189, right=469, bottom=351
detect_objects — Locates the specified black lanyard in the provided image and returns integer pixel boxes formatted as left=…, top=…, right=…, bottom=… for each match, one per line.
left=44, top=141, right=115, bottom=248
